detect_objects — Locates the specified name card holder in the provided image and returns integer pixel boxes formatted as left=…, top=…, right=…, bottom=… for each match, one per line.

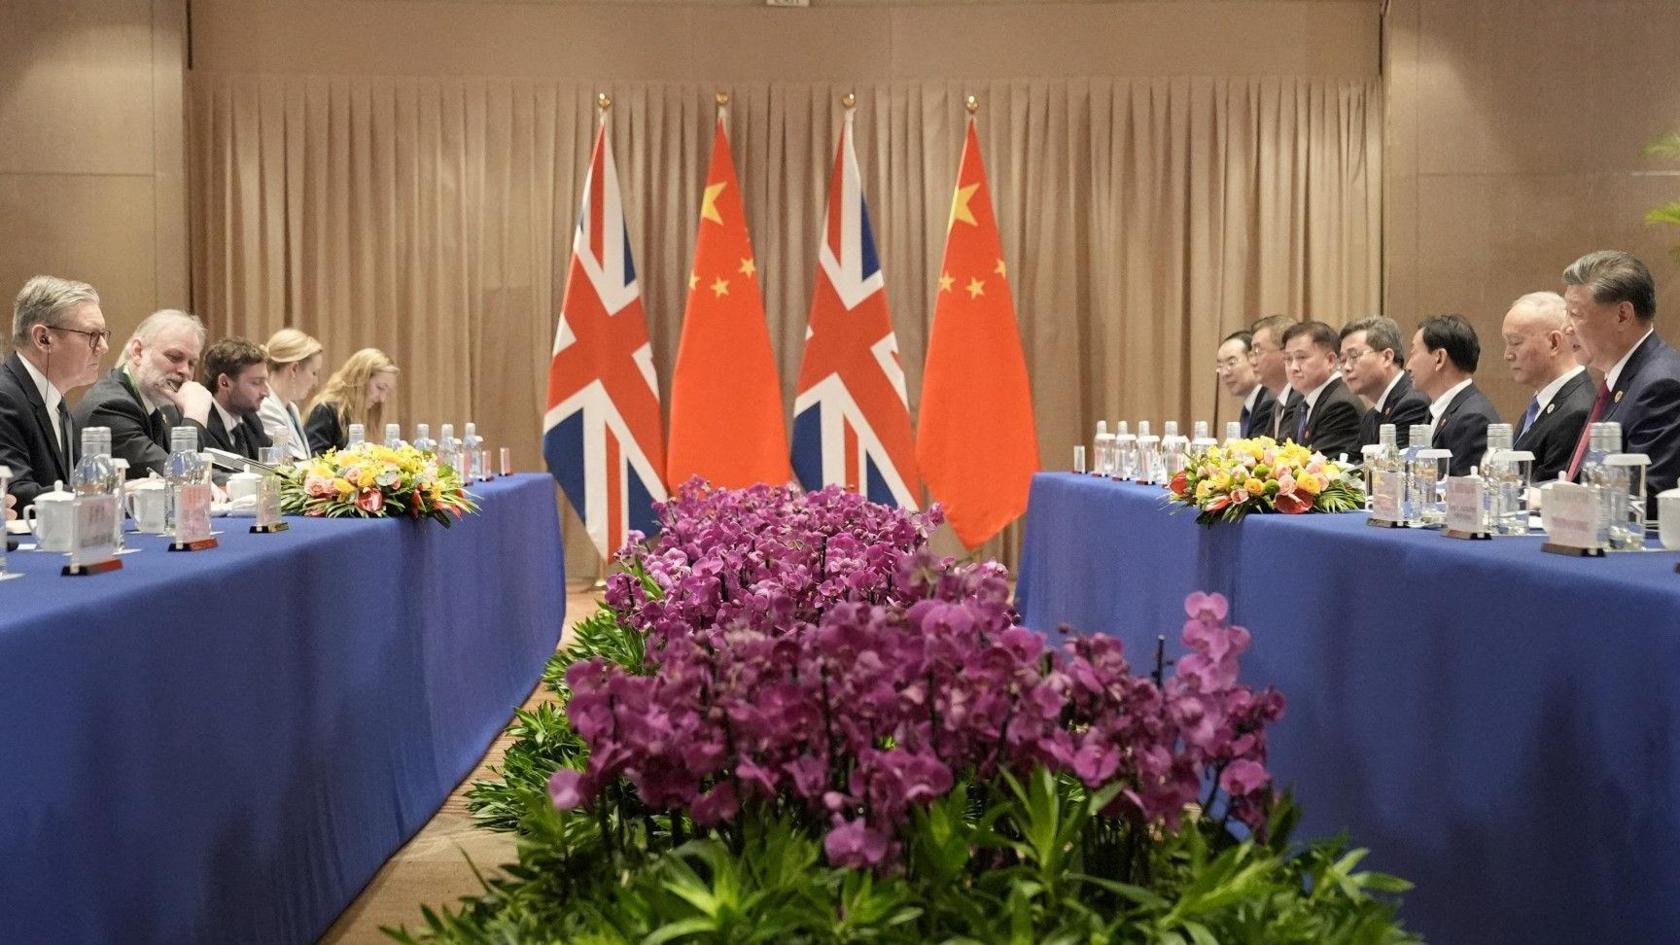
left=1442, top=475, right=1491, bottom=540
left=1541, top=481, right=1605, bottom=557
left=1367, top=466, right=1405, bottom=528
left=63, top=494, right=123, bottom=576
left=169, top=482, right=219, bottom=552
left=249, top=474, right=288, bottom=534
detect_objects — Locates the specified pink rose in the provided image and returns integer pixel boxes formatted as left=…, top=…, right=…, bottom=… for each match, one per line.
left=305, top=475, right=335, bottom=498
left=355, top=489, right=385, bottom=514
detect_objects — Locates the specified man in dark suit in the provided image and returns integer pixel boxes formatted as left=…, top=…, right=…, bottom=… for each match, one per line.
left=202, top=337, right=273, bottom=462
left=1216, top=330, right=1274, bottom=438
left=1562, top=250, right=1680, bottom=503
left=1281, top=320, right=1363, bottom=461
left=1500, top=291, right=1594, bottom=484
left=1249, top=314, right=1300, bottom=440
left=1406, top=314, right=1501, bottom=476
left=0, top=275, right=110, bottom=507
left=1340, top=316, right=1430, bottom=449
left=74, top=308, right=215, bottom=478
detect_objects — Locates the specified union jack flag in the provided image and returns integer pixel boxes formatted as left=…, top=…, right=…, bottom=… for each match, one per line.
left=544, top=120, right=667, bottom=560
left=792, top=110, right=920, bottom=508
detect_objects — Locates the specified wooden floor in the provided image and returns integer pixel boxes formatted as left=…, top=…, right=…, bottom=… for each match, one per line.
left=318, top=583, right=600, bottom=944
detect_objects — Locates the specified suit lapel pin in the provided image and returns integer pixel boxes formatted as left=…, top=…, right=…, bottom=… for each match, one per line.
left=1614, top=390, right=1624, bottom=404
left=1545, top=403, right=1555, bottom=414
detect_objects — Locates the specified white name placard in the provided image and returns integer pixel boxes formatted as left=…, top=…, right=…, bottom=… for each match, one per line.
left=69, top=494, right=120, bottom=572
left=255, top=474, right=283, bottom=529
left=1543, top=481, right=1604, bottom=551
left=1370, top=467, right=1403, bottom=522
left=174, top=482, right=214, bottom=544
left=1444, top=476, right=1486, bottom=535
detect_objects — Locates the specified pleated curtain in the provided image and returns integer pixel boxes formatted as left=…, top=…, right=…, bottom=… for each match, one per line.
left=187, top=75, right=1381, bottom=573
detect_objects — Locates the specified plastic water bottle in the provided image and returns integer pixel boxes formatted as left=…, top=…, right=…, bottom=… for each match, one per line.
left=1582, top=423, right=1621, bottom=547
left=411, top=423, right=435, bottom=453
left=1190, top=420, right=1217, bottom=453
left=1161, top=421, right=1189, bottom=478
left=346, top=423, right=366, bottom=449
left=1224, top=420, right=1242, bottom=445
left=71, top=427, right=118, bottom=497
left=1134, top=421, right=1159, bottom=485
left=384, top=423, right=404, bottom=448
left=461, top=422, right=484, bottom=480
left=1113, top=421, right=1137, bottom=480
left=1367, top=423, right=1400, bottom=520
left=164, top=426, right=202, bottom=530
left=1480, top=423, right=1513, bottom=477
left=1092, top=420, right=1112, bottom=476
left=1401, top=424, right=1433, bottom=525
left=437, top=423, right=461, bottom=472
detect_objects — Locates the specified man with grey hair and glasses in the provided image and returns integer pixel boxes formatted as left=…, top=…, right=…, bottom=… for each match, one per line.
left=1501, top=291, right=1593, bottom=484
left=73, top=308, right=216, bottom=478
left=0, top=275, right=110, bottom=508
left=1560, top=250, right=1680, bottom=501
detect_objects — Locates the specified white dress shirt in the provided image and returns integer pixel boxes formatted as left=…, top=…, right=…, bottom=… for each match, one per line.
left=1376, top=371, right=1405, bottom=412
left=1606, top=328, right=1654, bottom=393
left=17, top=355, right=66, bottom=457
left=1533, top=365, right=1586, bottom=416
left=1427, top=377, right=1474, bottom=440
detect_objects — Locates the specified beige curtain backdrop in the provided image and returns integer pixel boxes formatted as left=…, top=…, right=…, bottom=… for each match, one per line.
left=187, top=75, right=1381, bottom=574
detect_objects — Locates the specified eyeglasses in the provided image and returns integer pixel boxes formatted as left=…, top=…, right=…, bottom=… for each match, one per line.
left=1338, top=347, right=1371, bottom=366
left=51, top=325, right=112, bottom=350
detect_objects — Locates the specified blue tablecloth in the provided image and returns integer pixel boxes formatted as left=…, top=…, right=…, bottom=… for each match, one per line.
left=1017, top=472, right=1680, bottom=945
left=0, top=474, right=566, bottom=945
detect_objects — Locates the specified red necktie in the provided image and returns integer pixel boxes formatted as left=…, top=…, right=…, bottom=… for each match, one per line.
left=1564, top=381, right=1611, bottom=481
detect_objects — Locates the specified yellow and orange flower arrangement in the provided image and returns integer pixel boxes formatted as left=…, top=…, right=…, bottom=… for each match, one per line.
left=277, top=443, right=477, bottom=526
left=1167, top=436, right=1364, bottom=524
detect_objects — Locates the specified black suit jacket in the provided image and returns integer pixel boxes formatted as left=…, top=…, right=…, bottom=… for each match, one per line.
left=72, top=368, right=193, bottom=479
left=1597, top=332, right=1680, bottom=503
left=1430, top=382, right=1502, bottom=477
left=1269, top=388, right=1304, bottom=441
left=1296, top=377, right=1364, bottom=461
left=0, top=353, right=73, bottom=506
left=1514, top=370, right=1595, bottom=485
left=305, top=402, right=347, bottom=455
left=205, top=406, right=273, bottom=461
left=1359, top=371, right=1432, bottom=450
left=1241, top=387, right=1276, bottom=440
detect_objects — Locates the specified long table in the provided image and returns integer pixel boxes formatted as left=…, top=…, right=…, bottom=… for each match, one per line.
left=0, top=474, right=566, bottom=945
left=1016, top=472, right=1680, bottom=945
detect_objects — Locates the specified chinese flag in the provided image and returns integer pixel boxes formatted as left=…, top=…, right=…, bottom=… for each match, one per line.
left=915, top=117, right=1039, bottom=548
left=665, top=116, right=791, bottom=489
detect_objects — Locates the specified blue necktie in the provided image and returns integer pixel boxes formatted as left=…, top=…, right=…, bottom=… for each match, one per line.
left=1518, top=396, right=1540, bottom=440
left=1239, top=405, right=1250, bottom=436
left=1296, top=406, right=1307, bottom=442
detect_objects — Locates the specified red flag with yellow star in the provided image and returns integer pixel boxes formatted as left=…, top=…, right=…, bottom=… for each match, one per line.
left=915, top=117, right=1039, bottom=548
left=665, top=116, right=791, bottom=489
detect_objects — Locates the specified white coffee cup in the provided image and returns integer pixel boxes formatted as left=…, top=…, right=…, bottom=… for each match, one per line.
left=1657, top=488, right=1680, bottom=551
left=24, top=486, right=76, bottom=552
left=126, top=479, right=169, bottom=534
left=226, top=471, right=263, bottom=504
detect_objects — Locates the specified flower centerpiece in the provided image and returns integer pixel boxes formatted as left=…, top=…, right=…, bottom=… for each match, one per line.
left=277, top=443, right=477, bottom=525
left=1168, top=435, right=1364, bottom=524
left=396, top=481, right=1417, bottom=945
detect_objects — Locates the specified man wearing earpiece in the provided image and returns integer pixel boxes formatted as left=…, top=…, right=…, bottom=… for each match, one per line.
left=0, top=275, right=110, bottom=509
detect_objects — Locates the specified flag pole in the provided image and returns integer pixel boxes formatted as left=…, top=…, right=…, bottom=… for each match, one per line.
left=596, top=91, right=611, bottom=125
left=965, top=94, right=979, bottom=115
left=841, top=91, right=856, bottom=110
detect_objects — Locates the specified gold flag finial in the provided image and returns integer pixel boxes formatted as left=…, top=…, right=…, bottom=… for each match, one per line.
left=596, top=92, right=612, bottom=111
left=841, top=91, right=856, bottom=109
left=965, top=95, right=979, bottom=114
left=715, top=91, right=731, bottom=109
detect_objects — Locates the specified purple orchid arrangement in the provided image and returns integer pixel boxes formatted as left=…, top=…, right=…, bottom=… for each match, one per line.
left=551, top=480, right=1283, bottom=870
